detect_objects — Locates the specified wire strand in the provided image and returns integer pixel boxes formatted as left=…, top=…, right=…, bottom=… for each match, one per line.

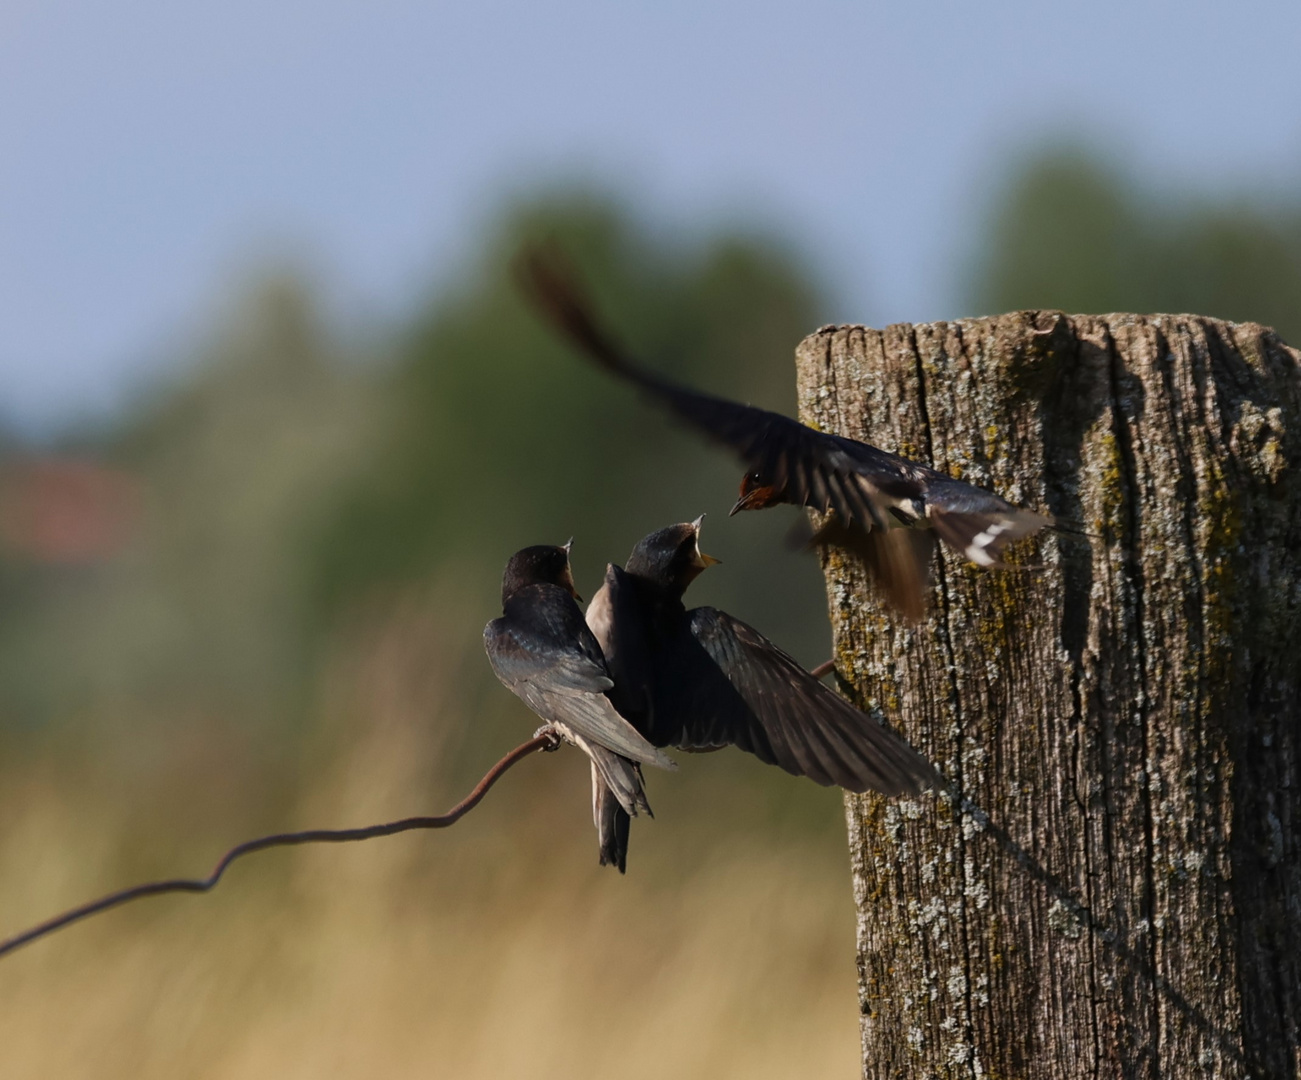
left=0, top=731, right=560, bottom=960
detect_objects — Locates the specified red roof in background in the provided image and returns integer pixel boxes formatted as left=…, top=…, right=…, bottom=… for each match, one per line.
left=0, top=457, right=143, bottom=564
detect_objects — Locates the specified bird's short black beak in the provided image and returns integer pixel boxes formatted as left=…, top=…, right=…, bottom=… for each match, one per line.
left=561, top=539, right=583, bottom=602
left=730, top=491, right=760, bottom=516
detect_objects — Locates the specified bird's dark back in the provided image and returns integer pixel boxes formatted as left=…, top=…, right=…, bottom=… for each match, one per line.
left=502, top=583, right=592, bottom=643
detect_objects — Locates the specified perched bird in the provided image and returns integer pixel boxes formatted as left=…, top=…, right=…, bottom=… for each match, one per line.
left=518, top=248, right=1050, bottom=621
left=584, top=517, right=938, bottom=862
left=484, top=542, right=674, bottom=872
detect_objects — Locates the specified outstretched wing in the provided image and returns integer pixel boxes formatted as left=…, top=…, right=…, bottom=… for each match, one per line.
left=516, top=245, right=926, bottom=532
left=519, top=246, right=1051, bottom=572
left=650, top=607, right=937, bottom=796
left=924, top=476, right=1052, bottom=567
left=805, top=515, right=937, bottom=624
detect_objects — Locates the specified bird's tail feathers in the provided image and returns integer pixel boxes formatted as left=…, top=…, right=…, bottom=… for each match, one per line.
left=591, top=764, right=633, bottom=874
left=585, top=742, right=652, bottom=820
left=929, top=503, right=1051, bottom=568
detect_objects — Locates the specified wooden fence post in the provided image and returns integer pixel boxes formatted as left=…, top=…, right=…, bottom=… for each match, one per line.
left=796, top=314, right=1300, bottom=1079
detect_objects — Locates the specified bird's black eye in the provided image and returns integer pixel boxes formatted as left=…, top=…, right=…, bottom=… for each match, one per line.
left=749, top=470, right=764, bottom=484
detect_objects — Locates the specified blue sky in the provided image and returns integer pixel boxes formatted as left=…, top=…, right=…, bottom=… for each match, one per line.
left=3, top=0, right=1299, bottom=428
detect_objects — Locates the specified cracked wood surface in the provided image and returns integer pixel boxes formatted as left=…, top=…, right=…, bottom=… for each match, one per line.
left=796, top=313, right=1301, bottom=1080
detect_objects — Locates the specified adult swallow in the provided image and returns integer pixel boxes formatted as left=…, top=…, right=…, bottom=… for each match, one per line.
left=518, top=249, right=1050, bottom=622
left=484, top=542, right=675, bottom=871
left=584, top=518, right=938, bottom=859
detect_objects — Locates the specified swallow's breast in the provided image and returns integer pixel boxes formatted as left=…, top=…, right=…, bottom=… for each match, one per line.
left=584, top=585, right=615, bottom=656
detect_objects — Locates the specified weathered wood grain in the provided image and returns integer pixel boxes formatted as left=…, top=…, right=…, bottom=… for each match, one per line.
left=796, top=314, right=1301, bottom=1080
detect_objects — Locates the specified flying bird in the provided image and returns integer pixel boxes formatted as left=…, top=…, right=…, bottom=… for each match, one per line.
left=584, top=518, right=938, bottom=864
left=484, top=542, right=675, bottom=872
left=518, top=248, right=1050, bottom=621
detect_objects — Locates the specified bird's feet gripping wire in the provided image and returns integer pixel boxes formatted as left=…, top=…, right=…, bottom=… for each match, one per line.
left=533, top=725, right=564, bottom=751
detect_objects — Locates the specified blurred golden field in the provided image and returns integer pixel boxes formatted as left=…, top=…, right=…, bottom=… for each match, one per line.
left=0, top=592, right=860, bottom=1079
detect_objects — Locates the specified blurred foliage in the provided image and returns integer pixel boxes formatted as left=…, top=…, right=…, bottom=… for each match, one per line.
left=303, top=192, right=835, bottom=787
left=5, top=158, right=1300, bottom=1076
left=0, top=280, right=374, bottom=731
left=0, top=195, right=832, bottom=743
left=307, top=194, right=827, bottom=643
left=970, top=146, right=1301, bottom=345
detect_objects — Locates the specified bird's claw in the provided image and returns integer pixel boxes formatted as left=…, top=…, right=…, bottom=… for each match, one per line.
left=533, top=725, right=563, bottom=751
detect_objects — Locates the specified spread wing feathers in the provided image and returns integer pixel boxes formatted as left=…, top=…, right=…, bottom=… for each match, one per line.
left=924, top=476, right=1052, bottom=567
left=517, top=246, right=925, bottom=530
left=484, top=616, right=675, bottom=771
left=657, top=608, right=938, bottom=796
left=521, top=248, right=1050, bottom=566
left=591, top=764, right=634, bottom=873
left=809, top=516, right=937, bottom=624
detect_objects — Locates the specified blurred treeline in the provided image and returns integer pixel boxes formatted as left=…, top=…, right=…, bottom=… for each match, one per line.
left=0, top=149, right=1297, bottom=1079
left=972, top=146, right=1301, bottom=343
left=0, top=195, right=830, bottom=752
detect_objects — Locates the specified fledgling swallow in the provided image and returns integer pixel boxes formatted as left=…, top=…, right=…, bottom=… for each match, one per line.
left=484, top=542, right=675, bottom=871
left=584, top=517, right=939, bottom=863
left=518, top=248, right=1051, bottom=622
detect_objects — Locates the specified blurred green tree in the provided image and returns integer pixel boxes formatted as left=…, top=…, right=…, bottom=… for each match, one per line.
left=7, top=163, right=1297, bottom=746
left=306, top=192, right=830, bottom=661
left=0, top=195, right=834, bottom=746
left=0, top=278, right=371, bottom=732
left=970, top=146, right=1301, bottom=345
left=300, top=194, right=838, bottom=799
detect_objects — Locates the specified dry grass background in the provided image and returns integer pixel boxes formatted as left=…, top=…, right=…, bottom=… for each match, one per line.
left=0, top=593, right=861, bottom=1079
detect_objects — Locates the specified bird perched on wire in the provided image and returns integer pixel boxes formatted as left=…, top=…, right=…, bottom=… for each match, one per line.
left=484, top=542, right=675, bottom=872
left=517, top=247, right=1051, bottom=622
left=584, top=517, right=938, bottom=867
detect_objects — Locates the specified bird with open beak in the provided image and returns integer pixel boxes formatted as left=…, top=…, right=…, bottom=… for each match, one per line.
left=583, top=516, right=938, bottom=870
left=518, top=247, right=1051, bottom=623
left=484, top=541, right=675, bottom=871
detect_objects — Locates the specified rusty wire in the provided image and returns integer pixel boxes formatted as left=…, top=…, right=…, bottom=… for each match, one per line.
left=0, top=731, right=560, bottom=960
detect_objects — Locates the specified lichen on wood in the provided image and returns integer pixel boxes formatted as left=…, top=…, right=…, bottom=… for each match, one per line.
left=796, top=313, right=1301, bottom=1080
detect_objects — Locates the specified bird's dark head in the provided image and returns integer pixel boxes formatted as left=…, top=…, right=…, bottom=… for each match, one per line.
left=625, top=516, right=721, bottom=597
left=730, top=468, right=782, bottom=515
left=500, top=541, right=582, bottom=606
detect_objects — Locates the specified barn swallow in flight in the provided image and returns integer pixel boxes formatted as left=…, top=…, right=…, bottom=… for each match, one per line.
left=584, top=517, right=938, bottom=864
left=518, top=249, right=1050, bottom=621
left=484, top=542, right=675, bottom=872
